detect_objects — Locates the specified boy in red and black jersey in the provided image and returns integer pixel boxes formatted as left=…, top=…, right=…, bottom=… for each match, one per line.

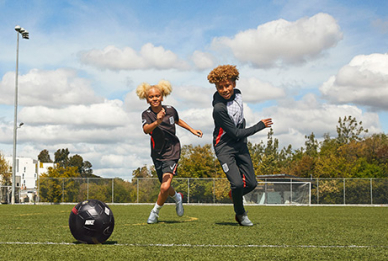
left=142, top=105, right=181, bottom=162
left=137, top=80, right=202, bottom=224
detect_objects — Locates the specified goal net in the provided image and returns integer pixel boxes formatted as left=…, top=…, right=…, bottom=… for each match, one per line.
left=244, top=181, right=311, bottom=205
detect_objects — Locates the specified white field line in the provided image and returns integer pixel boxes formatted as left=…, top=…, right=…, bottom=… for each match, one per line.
left=0, top=241, right=386, bottom=248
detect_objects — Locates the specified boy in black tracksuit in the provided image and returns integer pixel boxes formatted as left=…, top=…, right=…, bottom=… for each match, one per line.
left=208, top=65, right=273, bottom=226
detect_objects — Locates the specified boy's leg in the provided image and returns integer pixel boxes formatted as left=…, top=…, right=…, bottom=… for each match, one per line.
left=148, top=173, right=174, bottom=224
left=156, top=173, right=174, bottom=205
left=217, top=153, right=246, bottom=215
left=236, top=146, right=257, bottom=195
left=148, top=160, right=172, bottom=224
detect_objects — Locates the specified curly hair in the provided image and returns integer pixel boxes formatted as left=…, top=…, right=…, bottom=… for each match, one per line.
left=136, top=80, right=172, bottom=99
left=207, top=65, right=239, bottom=84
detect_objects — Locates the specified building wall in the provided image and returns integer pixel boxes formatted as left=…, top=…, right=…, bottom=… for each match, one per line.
left=4, top=157, right=55, bottom=189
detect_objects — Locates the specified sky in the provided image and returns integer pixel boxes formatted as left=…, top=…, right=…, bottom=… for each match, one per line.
left=1, top=0, right=388, bottom=180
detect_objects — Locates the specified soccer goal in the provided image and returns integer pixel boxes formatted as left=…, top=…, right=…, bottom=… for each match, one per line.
left=244, top=181, right=311, bottom=205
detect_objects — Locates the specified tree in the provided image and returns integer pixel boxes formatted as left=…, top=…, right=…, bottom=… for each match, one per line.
left=54, top=148, right=70, bottom=168
left=257, top=128, right=283, bottom=175
left=69, top=154, right=84, bottom=174
left=132, top=165, right=153, bottom=178
left=38, top=149, right=53, bottom=163
left=305, top=132, right=318, bottom=157
left=47, top=149, right=95, bottom=177
left=336, top=115, right=368, bottom=144
left=178, top=144, right=222, bottom=178
left=39, top=166, right=80, bottom=203
left=83, top=161, right=93, bottom=176
left=0, top=153, right=11, bottom=185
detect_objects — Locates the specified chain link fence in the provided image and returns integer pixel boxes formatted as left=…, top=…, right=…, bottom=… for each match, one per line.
left=9, top=177, right=382, bottom=205
left=2, top=177, right=387, bottom=205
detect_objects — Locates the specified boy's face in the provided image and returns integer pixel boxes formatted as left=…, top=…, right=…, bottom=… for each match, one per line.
left=215, top=79, right=236, bottom=100
left=146, top=87, right=163, bottom=108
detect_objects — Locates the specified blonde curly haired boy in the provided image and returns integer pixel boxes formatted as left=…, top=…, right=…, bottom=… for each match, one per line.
left=136, top=80, right=202, bottom=224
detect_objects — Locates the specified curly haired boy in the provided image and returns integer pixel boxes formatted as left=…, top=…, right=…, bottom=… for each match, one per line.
left=208, top=65, right=273, bottom=226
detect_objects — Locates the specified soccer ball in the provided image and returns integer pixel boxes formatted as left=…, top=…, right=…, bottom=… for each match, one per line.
left=69, top=199, right=115, bottom=244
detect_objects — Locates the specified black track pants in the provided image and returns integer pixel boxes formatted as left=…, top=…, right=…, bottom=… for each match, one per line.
left=216, top=144, right=257, bottom=215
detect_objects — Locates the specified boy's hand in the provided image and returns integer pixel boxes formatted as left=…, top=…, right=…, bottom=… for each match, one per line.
left=193, top=130, right=203, bottom=138
left=261, top=118, right=273, bottom=128
left=156, top=108, right=166, bottom=123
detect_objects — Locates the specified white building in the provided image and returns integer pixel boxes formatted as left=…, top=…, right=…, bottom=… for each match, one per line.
left=4, top=156, right=55, bottom=190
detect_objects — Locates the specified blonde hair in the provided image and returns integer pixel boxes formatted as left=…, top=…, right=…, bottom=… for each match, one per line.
left=136, top=80, right=172, bottom=99
left=207, top=65, right=239, bottom=84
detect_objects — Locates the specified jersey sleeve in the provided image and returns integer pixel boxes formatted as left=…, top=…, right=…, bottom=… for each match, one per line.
left=173, top=106, right=179, bottom=122
left=213, top=103, right=265, bottom=140
left=141, top=111, right=152, bottom=127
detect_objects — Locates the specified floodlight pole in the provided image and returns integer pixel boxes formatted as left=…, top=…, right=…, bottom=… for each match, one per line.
left=11, top=25, right=29, bottom=204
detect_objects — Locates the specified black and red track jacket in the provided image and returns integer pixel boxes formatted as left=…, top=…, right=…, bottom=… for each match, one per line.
left=212, top=89, right=266, bottom=154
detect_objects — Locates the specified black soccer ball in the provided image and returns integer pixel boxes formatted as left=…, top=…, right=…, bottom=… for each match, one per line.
left=69, top=199, right=115, bottom=244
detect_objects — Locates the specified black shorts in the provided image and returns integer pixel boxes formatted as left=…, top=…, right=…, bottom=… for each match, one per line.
left=153, top=159, right=179, bottom=183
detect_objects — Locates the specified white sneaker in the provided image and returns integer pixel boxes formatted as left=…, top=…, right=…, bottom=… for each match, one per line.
left=175, top=192, right=184, bottom=217
left=235, top=213, right=253, bottom=226
left=147, top=210, right=159, bottom=224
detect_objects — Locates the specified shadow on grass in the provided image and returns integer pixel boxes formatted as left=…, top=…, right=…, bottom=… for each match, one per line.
left=157, top=220, right=185, bottom=224
left=73, top=241, right=118, bottom=245
left=215, top=222, right=239, bottom=226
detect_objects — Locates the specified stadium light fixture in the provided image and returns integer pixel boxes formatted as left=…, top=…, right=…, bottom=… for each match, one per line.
left=11, top=25, right=29, bottom=204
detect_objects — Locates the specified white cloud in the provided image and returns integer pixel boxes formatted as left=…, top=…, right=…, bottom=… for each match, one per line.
left=238, top=77, right=286, bottom=103
left=211, top=13, right=343, bottom=67
left=320, top=53, right=388, bottom=110
left=245, top=94, right=381, bottom=149
left=0, top=68, right=103, bottom=107
left=79, top=43, right=190, bottom=71
left=191, top=51, right=215, bottom=70
left=18, top=99, right=128, bottom=128
left=172, top=85, right=214, bottom=109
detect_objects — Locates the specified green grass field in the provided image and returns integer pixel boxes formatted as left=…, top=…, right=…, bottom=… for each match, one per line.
left=0, top=204, right=387, bottom=260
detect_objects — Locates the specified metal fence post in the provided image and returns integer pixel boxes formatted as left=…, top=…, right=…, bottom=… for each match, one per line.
left=343, top=178, right=346, bottom=205
left=370, top=178, right=373, bottom=205
left=290, top=178, right=293, bottom=204
left=213, top=178, right=216, bottom=203
left=187, top=178, right=190, bottom=204
left=112, top=178, right=114, bottom=203
left=317, top=178, right=319, bottom=204
left=137, top=179, right=139, bottom=203
left=87, top=178, right=89, bottom=200
left=62, top=178, right=64, bottom=203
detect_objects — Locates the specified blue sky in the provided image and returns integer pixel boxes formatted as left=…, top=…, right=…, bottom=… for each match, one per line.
left=1, top=0, right=388, bottom=179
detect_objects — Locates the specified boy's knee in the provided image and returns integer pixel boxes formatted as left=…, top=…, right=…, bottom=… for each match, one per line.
left=160, top=183, right=170, bottom=194
left=248, top=179, right=258, bottom=188
left=231, top=181, right=245, bottom=191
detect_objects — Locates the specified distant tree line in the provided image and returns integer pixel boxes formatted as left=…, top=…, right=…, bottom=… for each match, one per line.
left=134, top=116, right=388, bottom=180
left=38, top=149, right=97, bottom=202
left=38, top=148, right=94, bottom=177
left=2, top=115, right=387, bottom=203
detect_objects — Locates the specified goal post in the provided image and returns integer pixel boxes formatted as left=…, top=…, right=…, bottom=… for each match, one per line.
left=244, top=181, right=311, bottom=205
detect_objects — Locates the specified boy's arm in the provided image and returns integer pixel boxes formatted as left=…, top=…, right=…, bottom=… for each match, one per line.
left=142, top=108, right=165, bottom=134
left=213, top=104, right=266, bottom=140
left=176, top=119, right=203, bottom=137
